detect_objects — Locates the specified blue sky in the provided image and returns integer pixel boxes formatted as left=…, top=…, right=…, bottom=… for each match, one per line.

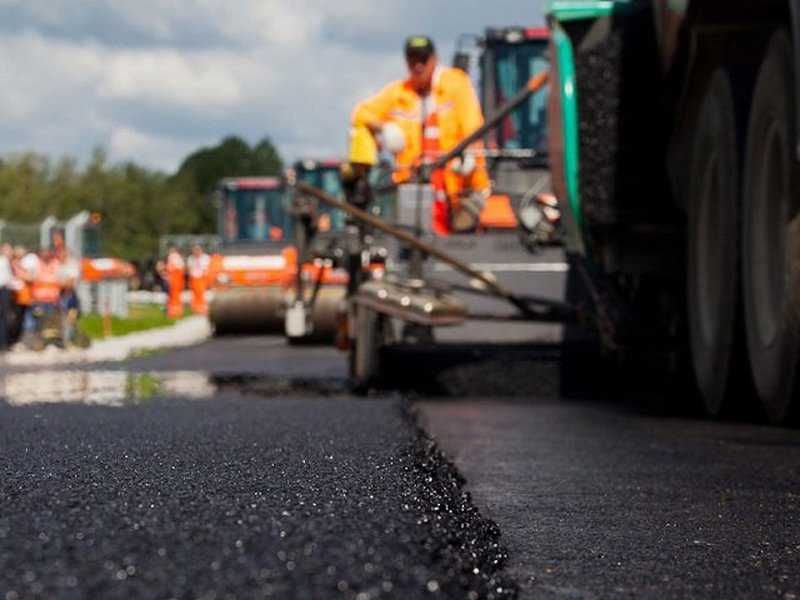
left=0, top=1, right=545, bottom=172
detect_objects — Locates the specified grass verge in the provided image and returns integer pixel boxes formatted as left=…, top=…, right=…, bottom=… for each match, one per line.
left=78, top=304, right=185, bottom=340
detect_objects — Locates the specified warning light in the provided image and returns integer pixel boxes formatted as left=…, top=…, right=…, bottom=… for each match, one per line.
left=269, top=226, right=284, bottom=241
left=318, top=213, right=332, bottom=232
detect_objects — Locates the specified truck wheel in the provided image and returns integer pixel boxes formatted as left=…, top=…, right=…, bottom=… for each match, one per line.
left=742, top=31, right=800, bottom=424
left=349, top=306, right=390, bottom=393
left=687, top=69, right=743, bottom=416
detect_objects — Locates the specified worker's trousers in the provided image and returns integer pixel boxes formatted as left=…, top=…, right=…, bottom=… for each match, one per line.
left=0, top=288, right=9, bottom=349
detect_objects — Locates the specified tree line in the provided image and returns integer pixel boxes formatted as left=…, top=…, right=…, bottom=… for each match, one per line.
left=0, top=135, right=283, bottom=260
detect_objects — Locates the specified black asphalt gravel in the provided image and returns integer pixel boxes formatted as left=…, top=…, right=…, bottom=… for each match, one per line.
left=0, top=392, right=514, bottom=599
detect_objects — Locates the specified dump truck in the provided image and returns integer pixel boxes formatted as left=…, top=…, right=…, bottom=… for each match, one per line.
left=546, top=0, right=800, bottom=423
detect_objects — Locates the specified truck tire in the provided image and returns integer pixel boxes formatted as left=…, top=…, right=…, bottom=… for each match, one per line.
left=742, top=31, right=800, bottom=424
left=687, top=69, right=744, bottom=416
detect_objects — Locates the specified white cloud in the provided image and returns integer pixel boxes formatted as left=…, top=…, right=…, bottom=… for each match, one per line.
left=108, top=126, right=199, bottom=169
left=100, top=50, right=244, bottom=108
left=0, top=32, right=104, bottom=120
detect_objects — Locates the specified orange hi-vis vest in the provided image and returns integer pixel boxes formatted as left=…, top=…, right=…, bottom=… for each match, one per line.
left=12, top=264, right=32, bottom=306
left=187, top=253, right=210, bottom=281
left=187, top=253, right=210, bottom=315
left=167, top=252, right=186, bottom=276
left=352, top=66, right=490, bottom=193
left=421, top=94, right=454, bottom=235
left=31, top=259, right=61, bottom=304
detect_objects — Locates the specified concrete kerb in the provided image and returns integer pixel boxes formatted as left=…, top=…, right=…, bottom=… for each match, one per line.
left=1, top=316, right=211, bottom=367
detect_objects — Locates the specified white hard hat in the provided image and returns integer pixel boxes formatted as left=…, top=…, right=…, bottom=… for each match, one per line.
left=381, top=122, right=406, bottom=153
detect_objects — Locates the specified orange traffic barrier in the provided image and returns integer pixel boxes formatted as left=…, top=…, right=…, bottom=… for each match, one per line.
left=479, top=194, right=518, bottom=229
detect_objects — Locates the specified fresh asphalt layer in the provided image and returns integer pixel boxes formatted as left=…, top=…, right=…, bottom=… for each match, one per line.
left=0, top=392, right=514, bottom=599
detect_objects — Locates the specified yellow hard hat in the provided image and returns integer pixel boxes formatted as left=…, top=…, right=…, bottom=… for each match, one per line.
left=348, top=124, right=378, bottom=166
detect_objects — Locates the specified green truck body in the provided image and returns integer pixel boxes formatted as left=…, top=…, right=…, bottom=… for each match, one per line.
left=547, top=0, right=800, bottom=423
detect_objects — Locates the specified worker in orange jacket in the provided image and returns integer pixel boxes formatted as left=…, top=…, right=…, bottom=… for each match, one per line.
left=165, top=247, right=185, bottom=319
left=31, top=250, right=62, bottom=306
left=187, top=244, right=210, bottom=315
left=350, top=35, right=490, bottom=234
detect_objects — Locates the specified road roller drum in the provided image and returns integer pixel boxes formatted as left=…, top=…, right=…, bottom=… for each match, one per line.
left=285, top=285, right=347, bottom=343
left=209, top=286, right=286, bottom=335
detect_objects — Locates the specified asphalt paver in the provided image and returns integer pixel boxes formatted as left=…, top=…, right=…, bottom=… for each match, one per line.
left=0, top=390, right=514, bottom=599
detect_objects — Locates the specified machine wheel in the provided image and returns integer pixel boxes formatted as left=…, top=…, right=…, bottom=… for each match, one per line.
left=742, top=31, right=800, bottom=424
left=310, top=286, right=347, bottom=342
left=686, top=69, right=745, bottom=416
left=349, top=306, right=390, bottom=393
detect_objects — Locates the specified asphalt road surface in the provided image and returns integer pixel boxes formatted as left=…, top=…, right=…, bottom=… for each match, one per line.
left=0, top=378, right=514, bottom=600
left=2, top=236, right=799, bottom=599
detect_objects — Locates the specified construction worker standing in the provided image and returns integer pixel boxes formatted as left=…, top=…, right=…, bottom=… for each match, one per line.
left=31, top=249, right=62, bottom=307
left=23, top=249, right=63, bottom=348
left=351, top=35, right=490, bottom=234
left=187, top=244, right=210, bottom=315
left=14, top=247, right=37, bottom=342
left=165, top=247, right=185, bottom=319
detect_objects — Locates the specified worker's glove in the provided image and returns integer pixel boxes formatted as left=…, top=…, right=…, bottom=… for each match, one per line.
left=380, top=122, right=406, bottom=154
left=451, top=190, right=488, bottom=234
left=450, top=153, right=477, bottom=176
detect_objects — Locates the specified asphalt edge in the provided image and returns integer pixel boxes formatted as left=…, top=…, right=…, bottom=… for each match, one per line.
left=403, top=401, right=519, bottom=599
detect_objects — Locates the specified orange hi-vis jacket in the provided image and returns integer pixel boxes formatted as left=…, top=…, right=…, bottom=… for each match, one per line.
left=422, top=95, right=454, bottom=234
left=166, top=251, right=186, bottom=318
left=187, top=252, right=210, bottom=315
left=12, top=263, right=32, bottom=306
left=31, top=259, right=61, bottom=304
left=351, top=66, right=490, bottom=194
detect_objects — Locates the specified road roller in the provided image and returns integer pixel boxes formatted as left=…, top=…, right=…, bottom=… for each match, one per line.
left=208, top=171, right=352, bottom=341
left=207, top=177, right=296, bottom=335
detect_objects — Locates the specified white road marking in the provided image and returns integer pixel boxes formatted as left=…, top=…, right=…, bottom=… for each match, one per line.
left=433, top=262, right=569, bottom=273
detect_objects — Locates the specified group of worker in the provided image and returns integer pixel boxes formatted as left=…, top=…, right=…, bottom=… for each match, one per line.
left=0, top=241, right=81, bottom=350
left=0, top=241, right=212, bottom=348
left=158, top=244, right=211, bottom=319
left=350, top=35, right=490, bottom=235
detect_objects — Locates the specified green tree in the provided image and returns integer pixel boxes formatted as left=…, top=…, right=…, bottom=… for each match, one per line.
left=0, top=134, right=284, bottom=260
left=173, top=135, right=283, bottom=230
left=176, top=135, right=283, bottom=193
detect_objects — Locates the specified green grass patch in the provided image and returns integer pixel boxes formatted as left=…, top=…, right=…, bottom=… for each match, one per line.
left=79, top=304, right=184, bottom=340
left=127, top=346, right=168, bottom=359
